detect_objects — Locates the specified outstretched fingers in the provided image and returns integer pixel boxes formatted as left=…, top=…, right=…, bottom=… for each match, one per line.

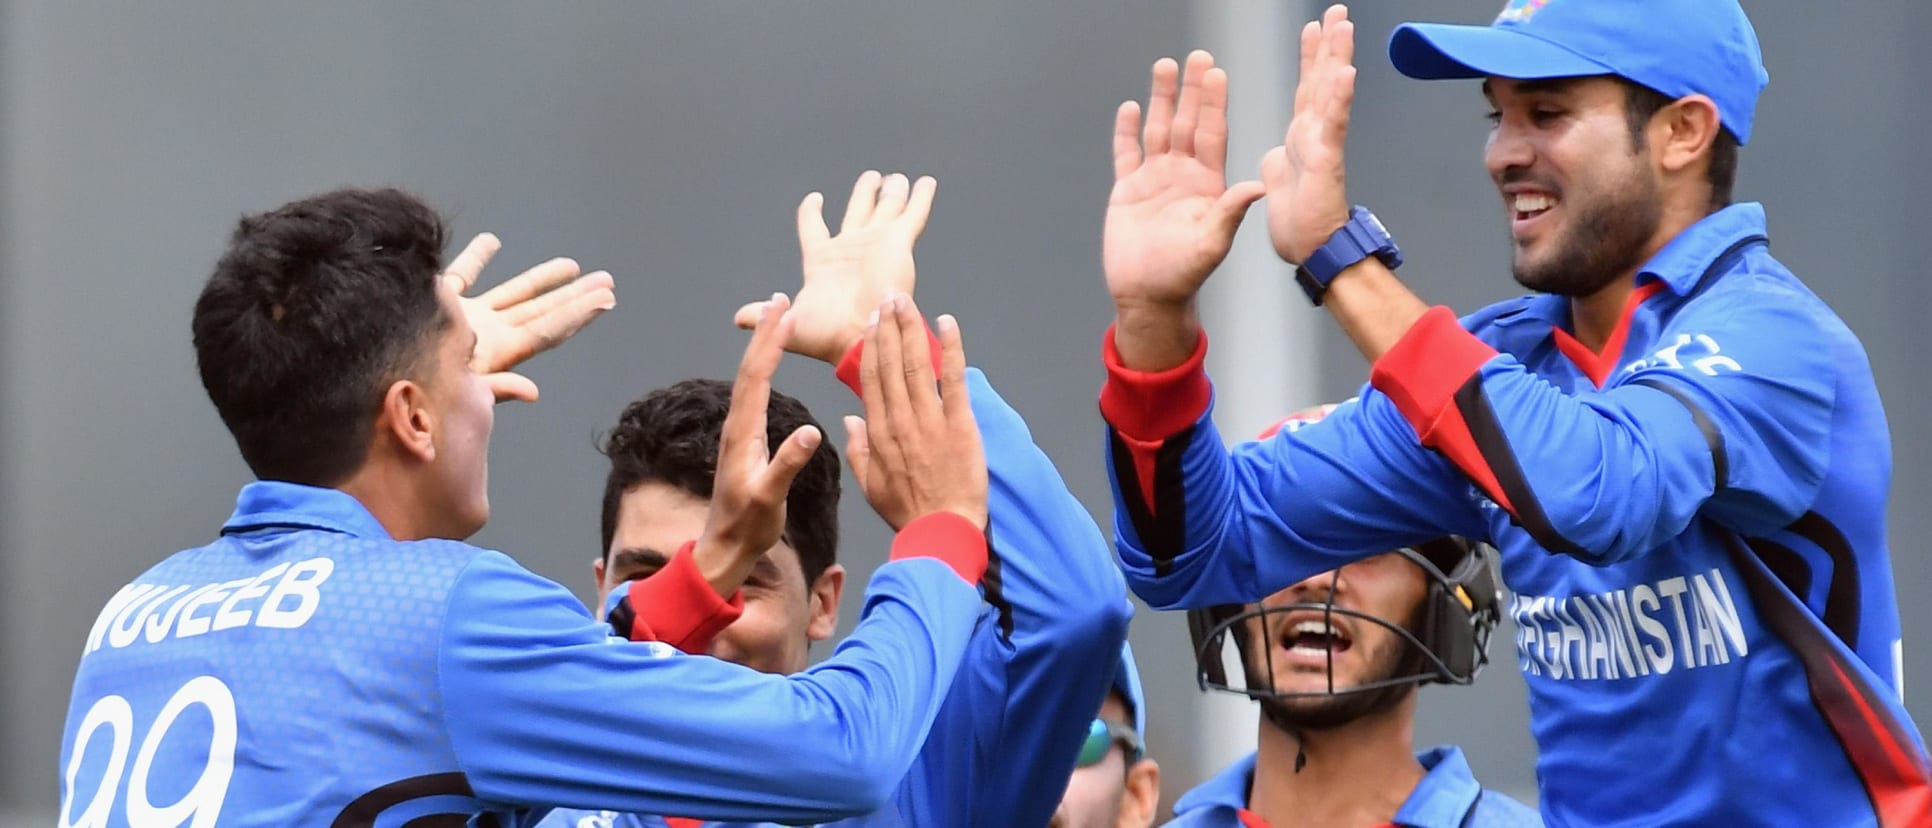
left=443, top=232, right=502, bottom=293
left=1170, top=50, right=1214, bottom=158
left=899, top=175, right=938, bottom=239
left=1141, top=57, right=1179, bottom=156
left=477, top=257, right=583, bottom=312
left=1198, top=67, right=1234, bottom=172
left=841, top=170, right=884, bottom=233
left=797, top=191, right=832, bottom=251
left=1113, top=101, right=1144, bottom=180
left=935, top=314, right=974, bottom=435
left=723, top=293, right=794, bottom=458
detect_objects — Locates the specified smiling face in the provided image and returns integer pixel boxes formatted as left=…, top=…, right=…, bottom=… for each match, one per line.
left=1241, top=551, right=1430, bottom=729
left=1484, top=75, right=1665, bottom=298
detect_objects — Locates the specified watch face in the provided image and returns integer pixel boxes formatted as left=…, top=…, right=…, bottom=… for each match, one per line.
left=1365, top=211, right=1389, bottom=239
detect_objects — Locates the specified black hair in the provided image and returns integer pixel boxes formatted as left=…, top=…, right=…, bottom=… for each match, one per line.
left=1621, top=79, right=1739, bottom=209
left=600, top=379, right=842, bottom=583
left=192, top=188, right=451, bottom=486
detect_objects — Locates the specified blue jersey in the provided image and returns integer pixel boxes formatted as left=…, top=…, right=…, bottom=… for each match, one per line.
left=1165, top=746, right=1539, bottom=828
left=1100, top=204, right=1931, bottom=826
left=58, top=481, right=985, bottom=826
left=542, top=367, right=1133, bottom=827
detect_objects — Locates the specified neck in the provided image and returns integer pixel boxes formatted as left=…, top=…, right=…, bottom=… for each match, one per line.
left=1568, top=198, right=1712, bottom=351
left=337, top=461, right=441, bottom=541
left=1246, top=697, right=1424, bottom=828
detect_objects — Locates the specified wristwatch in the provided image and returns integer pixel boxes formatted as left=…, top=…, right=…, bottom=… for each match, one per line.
left=1293, top=206, right=1402, bottom=306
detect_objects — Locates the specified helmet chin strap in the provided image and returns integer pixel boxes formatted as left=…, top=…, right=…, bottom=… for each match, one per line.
left=1260, top=699, right=1310, bottom=773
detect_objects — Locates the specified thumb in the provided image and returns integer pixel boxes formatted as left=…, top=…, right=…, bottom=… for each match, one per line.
left=732, top=300, right=768, bottom=331
left=842, top=415, right=870, bottom=492
left=759, top=424, right=822, bottom=496
left=488, top=372, right=541, bottom=404
left=1214, top=180, right=1267, bottom=235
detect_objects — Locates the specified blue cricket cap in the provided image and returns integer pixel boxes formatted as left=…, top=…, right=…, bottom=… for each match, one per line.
left=1388, top=0, right=1769, bottom=143
left=1113, top=641, right=1145, bottom=738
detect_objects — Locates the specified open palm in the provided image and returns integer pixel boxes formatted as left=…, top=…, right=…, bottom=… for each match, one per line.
left=1103, top=51, right=1266, bottom=311
left=441, top=233, right=616, bottom=403
left=1262, top=4, right=1358, bottom=265
left=735, top=171, right=936, bottom=364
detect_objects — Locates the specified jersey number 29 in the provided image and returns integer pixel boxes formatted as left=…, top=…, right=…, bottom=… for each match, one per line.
left=61, top=675, right=236, bottom=828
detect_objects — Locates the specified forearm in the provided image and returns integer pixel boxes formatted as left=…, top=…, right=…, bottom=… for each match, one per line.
left=448, top=543, right=984, bottom=821
left=1321, top=258, right=1430, bottom=363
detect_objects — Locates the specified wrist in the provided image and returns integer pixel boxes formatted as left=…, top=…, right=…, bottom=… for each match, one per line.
left=815, top=324, right=865, bottom=366
left=690, top=532, right=760, bottom=597
left=1111, top=299, right=1202, bottom=373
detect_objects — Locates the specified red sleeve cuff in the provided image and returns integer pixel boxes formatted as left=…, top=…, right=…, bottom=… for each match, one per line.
left=622, top=540, right=745, bottom=653
left=1369, top=306, right=1498, bottom=441
left=834, top=328, right=945, bottom=399
left=888, top=511, right=988, bottom=586
left=1098, top=323, right=1211, bottom=443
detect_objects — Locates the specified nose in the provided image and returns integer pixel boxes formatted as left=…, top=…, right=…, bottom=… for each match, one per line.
left=1280, top=567, right=1344, bottom=605
left=1484, top=120, right=1535, bottom=185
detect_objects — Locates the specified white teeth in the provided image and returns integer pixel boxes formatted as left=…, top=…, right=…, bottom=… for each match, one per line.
left=1513, top=193, right=1554, bottom=213
left=1292, top=620, right=1337, bottom=637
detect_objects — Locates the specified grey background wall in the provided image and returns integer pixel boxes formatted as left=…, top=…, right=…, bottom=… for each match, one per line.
left=2, top=1, right=1926, bottom=821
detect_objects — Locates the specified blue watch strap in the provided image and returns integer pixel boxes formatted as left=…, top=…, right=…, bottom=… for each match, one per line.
left=1294, top=206, right=1401, bottom=306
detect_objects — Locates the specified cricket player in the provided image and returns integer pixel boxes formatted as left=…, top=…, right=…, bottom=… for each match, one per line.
left=59, top=187, right=996, bottom=826
left=540, top=172, right=1133, bottom=827
left=1049, top=643, right=1160, bottom=828
left=1097, top=2, right=1929, bottom=824
left=1167, top=413, right=1535, bottom=828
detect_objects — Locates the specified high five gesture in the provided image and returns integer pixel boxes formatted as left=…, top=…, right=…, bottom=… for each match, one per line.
left=1263, top=5, right=1359, bottom=265
left=1103, top=51, right=1265, bottom=372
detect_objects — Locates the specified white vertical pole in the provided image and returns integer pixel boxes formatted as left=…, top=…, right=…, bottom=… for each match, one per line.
left=1188, top=0, right=1319, bottom=777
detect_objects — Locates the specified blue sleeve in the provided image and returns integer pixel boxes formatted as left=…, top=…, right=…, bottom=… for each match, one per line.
left=893, top=369, right=1132, bottom=827
left=1370, top=295, right=1833, bottom=565
left=1105, top=389, right=1484, bottom=611
left=440, top=551, right=983, bottom=822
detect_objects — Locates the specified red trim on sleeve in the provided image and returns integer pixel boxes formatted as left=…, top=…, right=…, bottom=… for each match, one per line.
left=1236, top=809, right=1276, bottom=828
left=834, top=329, right=944, bottom=398
left=1370, top=306, right=1499, bottom=441
left=664, top=818, right=704, bottom=828
left=1099, top=324, right=1211, bottom=442
left=1099, top=324, right=1211, bottom=511
left=621, top=540, right=745, bottom=653
left=889, top=511, right=988, bottom=586
left=1418, top=404, right=1516, bottom=515
left=1551, top=281, right=1665, bottom=388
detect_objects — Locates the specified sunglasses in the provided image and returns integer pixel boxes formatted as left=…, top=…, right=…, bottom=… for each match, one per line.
left=1075, top=718, right=1144, bottom=767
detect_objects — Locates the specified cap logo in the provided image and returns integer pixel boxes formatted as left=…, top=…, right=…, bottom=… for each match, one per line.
left=1495, top=0, right=1552, bottom=24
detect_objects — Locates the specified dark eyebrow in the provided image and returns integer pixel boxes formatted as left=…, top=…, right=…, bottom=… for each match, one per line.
left=608, top=547, right=671, bottom=573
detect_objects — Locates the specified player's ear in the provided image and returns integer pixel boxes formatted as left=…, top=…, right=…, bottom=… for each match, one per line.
left=592, top=556, right=608, bottom=596
left=1117, top=756, right=1161, bottom=828
left=378, top=379, right=437, bottom=464
left=806, top=564, right=845, bottom=641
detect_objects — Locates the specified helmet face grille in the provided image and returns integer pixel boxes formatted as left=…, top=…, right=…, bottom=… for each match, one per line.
left=1186, top=539, right=1503, bottom=705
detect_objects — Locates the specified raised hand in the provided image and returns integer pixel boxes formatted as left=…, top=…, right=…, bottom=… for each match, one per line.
left=843, top=296, right=987, bottom=532
left=1262, top=4, right=1358, bottom=265
left=441, top=233, right=617, bottom=403
left=693, top=293, right=828, bottom=595
left=1103, top=50, right=1266, bottom=315
left=734, top=171, right=938, bottom=364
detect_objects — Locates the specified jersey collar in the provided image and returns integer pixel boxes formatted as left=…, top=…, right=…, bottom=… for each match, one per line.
left=1482, top=202, right=1770, bottom=334
left=1170, top=747, right=1483, bottom=828
left=1638, top=202, right=1769, bottom=295
left=221, top=480, right=393, bottom=539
